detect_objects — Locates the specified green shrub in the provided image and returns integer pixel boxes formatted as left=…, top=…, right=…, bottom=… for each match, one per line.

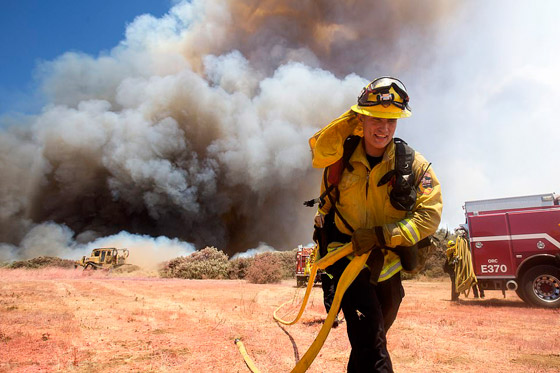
left=159, top=246, right=230, bottom=279
left=159, top=247, right=300, bottom=282
left=275, top=248, right=298, bottom=279
left=228, top=257, right=253, bottom=279
left=246, top=252, right=283, bottom=284
left=8, top=256, right=76, bottom=269
left=402, top=228, right=450, bottom=280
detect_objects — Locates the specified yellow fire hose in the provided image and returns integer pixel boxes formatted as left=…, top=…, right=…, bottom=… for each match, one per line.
left=235, top=243, right=369, bottom=372
left=453, top=236, right=477, bottom=294
left=234, top=338, right=261, bottom=373
left=273, top=243, right=352, bottom=325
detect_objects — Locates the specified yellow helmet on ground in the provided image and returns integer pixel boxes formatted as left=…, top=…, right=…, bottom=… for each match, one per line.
left=351, top=76, right=412, bottom=119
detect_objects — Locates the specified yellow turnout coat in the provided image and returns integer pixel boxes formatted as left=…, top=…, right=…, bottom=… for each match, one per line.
left=311, top=110, right=443, bottom=281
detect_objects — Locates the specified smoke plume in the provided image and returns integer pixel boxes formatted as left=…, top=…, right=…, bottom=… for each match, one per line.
left=0, top=0, right=457, bottom=260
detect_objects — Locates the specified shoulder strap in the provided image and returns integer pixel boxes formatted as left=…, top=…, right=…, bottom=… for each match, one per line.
left=377, top=138, right=418, bottom=211
left=304, top=136, right=360, bottom=233
left=324, top=177, right=355, bottom=233
left=303, top=135, right=360, bottom=207
left=324, top=136, right=360, bottom=232
left=327, top=135, right=361, bottom=185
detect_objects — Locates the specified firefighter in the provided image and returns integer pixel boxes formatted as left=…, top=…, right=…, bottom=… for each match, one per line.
left=447, top=235, right=485, bottom=300
left=443, top=240, right=459, bottom=301
left=312, top=77, right=442, bottom=372
left=471, top=281, right=485, bottom=299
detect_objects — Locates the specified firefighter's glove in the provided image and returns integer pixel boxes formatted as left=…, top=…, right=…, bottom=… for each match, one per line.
left=351, top=227, right=385, bottom=256
left=314, top=212, right=325, bottom=228
left=366, top=249, right=385, bottom=285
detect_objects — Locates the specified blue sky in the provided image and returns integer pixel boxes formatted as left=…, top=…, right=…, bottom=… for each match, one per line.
left=0, top=0, right=172, bottom=115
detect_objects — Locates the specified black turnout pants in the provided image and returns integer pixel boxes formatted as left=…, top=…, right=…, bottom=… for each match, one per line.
left=321, top=272, right=336, bottom=313
left=443, top=262, right=459, bottom=301
left=329, top=258, right=404, bottom=373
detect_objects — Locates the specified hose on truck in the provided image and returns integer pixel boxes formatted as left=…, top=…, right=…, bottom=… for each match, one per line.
left=453, top=235, right=478, bottom=294
left=234, top=243, right=365, bottom=373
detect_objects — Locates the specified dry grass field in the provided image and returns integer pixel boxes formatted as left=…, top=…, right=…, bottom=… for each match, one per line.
left=0, top=268, right=559, bottom=373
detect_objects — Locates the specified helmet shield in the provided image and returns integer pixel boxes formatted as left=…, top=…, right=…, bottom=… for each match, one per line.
left=351, top=77, right=412, bottom=119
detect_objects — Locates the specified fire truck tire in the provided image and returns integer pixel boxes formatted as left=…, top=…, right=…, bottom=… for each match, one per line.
left=515, top=287, right=528, bottom=303
left=521, top=265, right=560, bottom=308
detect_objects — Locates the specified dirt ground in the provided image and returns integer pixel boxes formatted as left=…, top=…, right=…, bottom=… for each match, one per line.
left=0, top=268, right=559, bottom=373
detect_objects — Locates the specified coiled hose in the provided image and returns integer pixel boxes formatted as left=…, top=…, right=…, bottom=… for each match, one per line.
left=453, top=236, right=477, bottom=294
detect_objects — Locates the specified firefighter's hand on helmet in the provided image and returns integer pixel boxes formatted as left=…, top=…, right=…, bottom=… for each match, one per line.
left=352, top=228, right=383, bottom=256
left=314, top=212, right=325, bottom=228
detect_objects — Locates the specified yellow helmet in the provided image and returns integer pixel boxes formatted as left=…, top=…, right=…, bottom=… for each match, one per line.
left=447, top=240, right=455, bottom=247
left=351, top=77, right=412, bottom=119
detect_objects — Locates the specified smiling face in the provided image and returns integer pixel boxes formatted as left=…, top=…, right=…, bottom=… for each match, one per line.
left=359, top=114, right=397, bottom=156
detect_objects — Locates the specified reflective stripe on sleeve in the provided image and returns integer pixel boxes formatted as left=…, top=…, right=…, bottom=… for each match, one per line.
left=378, top=258, right=402, bottom=282
left=397, top=219, right=420, bottom=244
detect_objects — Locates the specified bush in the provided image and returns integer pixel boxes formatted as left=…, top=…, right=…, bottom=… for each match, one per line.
left=159, top=247, right=230, bottom=279
left=8, top=256, right=76, bottom=269
left=228, top=257, right=253, bottom=279
left=275, top=248, right=298, bottom=279
left=158, top=247, right=300, bottom=282
left=422, top=228, right=451, bottom=278
left=402, top=228, right=450, bottom=280
left=245, top=252, right=283, bottom=284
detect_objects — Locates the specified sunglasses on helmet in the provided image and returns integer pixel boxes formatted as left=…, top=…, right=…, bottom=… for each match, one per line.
left=357, top=77, right=410, bottom=110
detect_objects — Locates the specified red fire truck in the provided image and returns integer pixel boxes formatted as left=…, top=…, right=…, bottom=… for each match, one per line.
left=295, top=244, right=321, bottom=287
left=464, top=192, right=560, bottom=308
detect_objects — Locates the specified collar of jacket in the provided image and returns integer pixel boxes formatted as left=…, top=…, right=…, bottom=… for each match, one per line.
left=349, top=138, right=396, bottom=171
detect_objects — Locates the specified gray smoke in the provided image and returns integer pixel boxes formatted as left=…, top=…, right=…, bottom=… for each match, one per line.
left=1, top=0, right=459, bottom=260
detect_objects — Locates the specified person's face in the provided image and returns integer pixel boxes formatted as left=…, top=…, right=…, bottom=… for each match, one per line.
left=360, top=115, right=397, bottom=156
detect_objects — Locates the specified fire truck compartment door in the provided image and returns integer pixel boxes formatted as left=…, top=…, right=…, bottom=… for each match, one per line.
left=507, top=208, right=560, bottom=256
left=468, top=213, right=515, bottom=277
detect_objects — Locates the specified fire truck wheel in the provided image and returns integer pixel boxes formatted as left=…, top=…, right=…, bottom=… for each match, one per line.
left=515, top=287, right=528, bottom=303
left=298, top=275, right=310, bottom=287
left=522, top=265, right=560, bottom=308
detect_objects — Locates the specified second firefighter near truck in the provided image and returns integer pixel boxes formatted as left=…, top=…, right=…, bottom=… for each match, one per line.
left=309, top=76, right=442, bottom=372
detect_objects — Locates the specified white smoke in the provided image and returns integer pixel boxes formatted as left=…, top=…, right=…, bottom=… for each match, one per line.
left=0, top=243, right=18, bottom=262
left=396, top=1, right=560, bottom=228
left=5, top=0, right=406, bottom=259
left=80, top=231, right=196, bottom=269
left=231, top=242, right=276, bottom=260
left=19, top=222, right=75, bottom=259
left=7, top=0, right=557, bottom=261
